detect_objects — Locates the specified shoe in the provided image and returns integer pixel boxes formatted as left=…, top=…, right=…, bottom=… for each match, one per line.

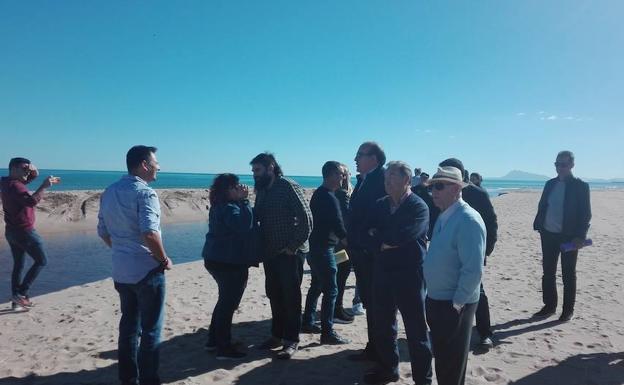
left=479, top=336, right=493, bottom=348
left=533, top=306, right=556, bottom=318
left=257, top=336, right=282, bottom=350
left=12, top=294, right=33, bottom=308
left=301, top=323, right=322, bottom=334
left=321, top=332, right=350, bottom=345
left=334, top=308, right=354, bottom=324
left=351, top=302, right=365, bottom=315
left=559, top=311, right=574, bottom=322
left=363, top=369, right=399, bottom=384
left=216, top=346, right=247, bottom=360
left=275, top=343, right=298, bottom=360
left=11, top=302, right=29, bottom=312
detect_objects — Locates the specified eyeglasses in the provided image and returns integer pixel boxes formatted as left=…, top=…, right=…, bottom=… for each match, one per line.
left=431, top=182, right=452, bottom=191
left=554, top=161, right=570, bottom=168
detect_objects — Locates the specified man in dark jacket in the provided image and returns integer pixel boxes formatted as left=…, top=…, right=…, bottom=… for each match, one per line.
left=348, top=141, right=387, bottom=362
left=533, top=150, right=591, bottom=322
left=439, top=158, right=498, bottom=347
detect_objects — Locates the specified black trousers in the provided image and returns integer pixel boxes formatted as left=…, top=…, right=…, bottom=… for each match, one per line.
left=426, top=298, right=478, bottom=385
left=335, top=259, right=352, bottom=311
left=540, top=230, right=578, bottom=313
left=349, top=248, right=375, bottom=351
left=264, top=252, right=305, bottom=343
left=475, top=283, right=492, bottom=338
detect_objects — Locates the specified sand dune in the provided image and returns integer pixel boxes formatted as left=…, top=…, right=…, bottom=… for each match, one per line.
left=0, top=190, right=623, bottom=384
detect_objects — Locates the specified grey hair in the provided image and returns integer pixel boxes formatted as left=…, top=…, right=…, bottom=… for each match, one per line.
left=386, top=161, right=413, bottom=180
left=557, top=150, right=575, bottom=163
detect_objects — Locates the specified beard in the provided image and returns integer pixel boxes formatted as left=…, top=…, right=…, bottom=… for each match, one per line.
left=254, top=174, right=272, bottom=191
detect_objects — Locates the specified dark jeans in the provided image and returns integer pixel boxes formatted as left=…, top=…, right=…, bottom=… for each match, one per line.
left=303, top=248, right=338, bottom=334
left=264, top=252, right=305, bottom=343
left=373, top=266, right=432, bottom=384
left=540, top=230, right=578, bottom=313
left=426, top=298, right=478, bottom=385
left=207, top=267, right=249, bottom=351
left=6, top=229, right=48, bottom=297
left=349, top=248, right=375, bottom=349
left=335, top=258, right=352, bottom=311
left=475, top=283, right=492, bottom=338
left=114, top=270, right=166, bottom=385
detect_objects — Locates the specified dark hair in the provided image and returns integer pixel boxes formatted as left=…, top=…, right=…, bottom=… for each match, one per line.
left=250, top=152, right=283, bottom=177
left=9, top=157, right=31, bottom=170
left=322, top=161, right=342, bottom=179
left=126, top=145, right=157, bottom=172
left=439, top=158, right=465, bottom=176
left=361, top=141, right=386, bottom=166
left=209, top=173, right=239, bottom=205
left=557, top=150, right=575, bottom=163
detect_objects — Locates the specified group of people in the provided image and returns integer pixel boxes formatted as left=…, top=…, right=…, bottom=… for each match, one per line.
left=1, top=145, right=591, bottom=385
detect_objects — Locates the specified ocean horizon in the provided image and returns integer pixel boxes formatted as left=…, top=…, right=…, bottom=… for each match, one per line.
left=1, top=169, right=622, bottom=196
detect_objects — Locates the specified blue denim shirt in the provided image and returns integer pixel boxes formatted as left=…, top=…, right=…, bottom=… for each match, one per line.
left=97, top=175, right=162, bottom=284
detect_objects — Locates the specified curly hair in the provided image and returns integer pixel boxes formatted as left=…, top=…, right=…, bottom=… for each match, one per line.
left=209, top=173, right=239, bottom=205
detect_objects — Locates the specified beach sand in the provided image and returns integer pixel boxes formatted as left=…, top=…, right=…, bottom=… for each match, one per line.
left=0, top=190, right=623, bottom=384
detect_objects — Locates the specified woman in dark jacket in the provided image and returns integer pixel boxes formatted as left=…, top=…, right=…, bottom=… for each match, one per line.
left=202, top=173, right=256, bottom=360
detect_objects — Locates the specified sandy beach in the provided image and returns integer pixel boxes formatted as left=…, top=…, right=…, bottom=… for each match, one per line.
left=1, top=190, right=623, bottom=385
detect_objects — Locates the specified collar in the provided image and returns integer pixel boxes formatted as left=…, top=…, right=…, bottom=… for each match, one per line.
left=124, top=174, right=149, bottom=186
left=390, top=190, right=412, bottom=213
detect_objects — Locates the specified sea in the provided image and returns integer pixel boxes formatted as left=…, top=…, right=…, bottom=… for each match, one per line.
left=0, top=169, right=621, bottom=300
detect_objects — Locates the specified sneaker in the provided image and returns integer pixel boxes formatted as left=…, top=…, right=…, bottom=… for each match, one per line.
left=533, top=306, right=556, bottom=318
left=12, top=294, right=33, bottom=308
left=11, top=302, right=29, bottom=312
left=216, top=346, right=247, bottom=360
left=301, top=323, right=322, bottom=334
left=275, top=342, right=298, bottom=360
left=363, top=369, right=399, bottom=384
left=559, top=311, right=574, bottom=322
left=351, top=302, right=365, bottom=316
left=479, top=336, right=493, bottom=348
left=320, top=332, right=350, bottom=345
left=257, top=336, right=282, bottom=350
left=334, top=308, right=354, bottom=324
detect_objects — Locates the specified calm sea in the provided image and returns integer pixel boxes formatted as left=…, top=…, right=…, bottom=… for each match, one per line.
left=1, top=169, right=622, bottom=194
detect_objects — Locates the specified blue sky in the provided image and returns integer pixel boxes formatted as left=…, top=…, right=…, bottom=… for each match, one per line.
left=1, top=1, right=622, bottom=179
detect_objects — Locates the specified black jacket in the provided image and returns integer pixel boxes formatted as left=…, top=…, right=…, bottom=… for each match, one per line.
left=533, top=176, right=591, bottom=239
left=348, top=166, right=386, bottom=251
left=462, top=184, right=498, bottom=257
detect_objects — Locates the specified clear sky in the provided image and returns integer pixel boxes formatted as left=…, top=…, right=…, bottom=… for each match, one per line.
left=1, top=1, right=622, bottom=179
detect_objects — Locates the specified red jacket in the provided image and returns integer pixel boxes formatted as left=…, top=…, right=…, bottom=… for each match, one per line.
left=1, top=177, right=41, bottom=231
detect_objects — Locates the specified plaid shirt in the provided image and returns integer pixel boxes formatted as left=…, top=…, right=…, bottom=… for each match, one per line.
left=254, top=177, right=312, bottom=257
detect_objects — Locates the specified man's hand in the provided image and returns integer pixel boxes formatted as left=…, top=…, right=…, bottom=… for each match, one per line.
left=161, top=256, right=173, bottom=270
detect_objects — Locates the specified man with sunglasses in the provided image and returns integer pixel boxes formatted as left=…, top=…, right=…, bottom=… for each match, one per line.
left=1, top=157, right=60, bottom=312
left=533, top=150, right=591, bottom=322
left=347, top=141, right=387, bottom=362
left=423, top=166, right=485, bottom=385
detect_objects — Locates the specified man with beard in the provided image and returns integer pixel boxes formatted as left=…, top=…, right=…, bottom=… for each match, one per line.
left=347, top=141, right=387, bottom=362
left=251, top=152, right=312, bottom=360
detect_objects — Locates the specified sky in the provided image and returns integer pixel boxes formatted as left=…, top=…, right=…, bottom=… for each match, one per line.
left=1, top=1, right=623, bottom=179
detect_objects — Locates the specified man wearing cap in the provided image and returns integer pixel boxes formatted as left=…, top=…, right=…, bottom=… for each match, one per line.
left=533, top=150, right=591, bottom=322
left=438, top=158, right=498, bottom=348
left=1, top=157, right=60, bottom=311
left=423, top=166, right=485, bottom=385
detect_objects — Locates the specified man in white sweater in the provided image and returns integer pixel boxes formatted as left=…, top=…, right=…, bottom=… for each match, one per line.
left=423, top=166, right=485, bottom=385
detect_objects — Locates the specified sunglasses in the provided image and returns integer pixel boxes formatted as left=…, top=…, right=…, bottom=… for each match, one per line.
left=554, top=161, right=570, bottom=168
left=430, top=182, right=452, bottom=191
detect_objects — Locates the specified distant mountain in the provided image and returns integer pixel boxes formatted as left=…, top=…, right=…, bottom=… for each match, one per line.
left=497, top=170, right=550, bottom=181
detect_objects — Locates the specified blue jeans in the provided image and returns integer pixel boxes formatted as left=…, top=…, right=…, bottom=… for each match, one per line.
left=6, top=229, right=48, bottom=297
left=114, top=269, right=166, bottom=385
left=206, top=267, right=249, bottom=351
left=303, top=247, right=338, bottom=334
left=264, top=252, right=305, bottom=343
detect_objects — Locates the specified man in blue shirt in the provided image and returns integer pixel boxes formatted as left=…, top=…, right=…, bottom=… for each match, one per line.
left=98, top=145, right=172, bottom=385
left=423, top=166, right=485, bottom=385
